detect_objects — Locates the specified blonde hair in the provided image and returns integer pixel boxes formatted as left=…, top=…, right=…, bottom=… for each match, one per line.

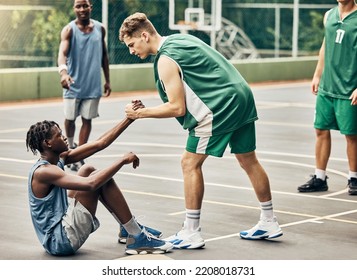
left=119, top=12, right=157, bottom=41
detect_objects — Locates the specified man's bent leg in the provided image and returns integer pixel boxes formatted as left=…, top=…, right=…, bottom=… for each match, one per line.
left=236, top=151, right=282, bottom=240
left=181, top=151, right=208, bottom=210
left=235, top=151, right=271, bottom=202
left=163, top=151, right=207, bottom=249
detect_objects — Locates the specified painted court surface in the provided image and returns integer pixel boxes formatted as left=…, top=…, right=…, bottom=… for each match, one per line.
left=0, top=81, right=356, bottom=261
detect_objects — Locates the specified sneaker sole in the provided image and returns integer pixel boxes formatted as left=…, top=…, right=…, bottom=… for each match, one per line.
left=118, top=237, right=127, bottom=244
left=125, top=246, right=173, bottom=255
left=172, top=241, right=205, bottom=249
left=348, top=190, right=357, bottom=195
left=298, top=187, right=328, bottom=192
left=240, top=231, right=283, bottom=240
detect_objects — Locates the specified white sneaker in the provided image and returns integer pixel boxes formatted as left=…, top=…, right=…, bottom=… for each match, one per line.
left=240, top=217, right=283, bottom=240
left=164, top=227, right=205, bottom=249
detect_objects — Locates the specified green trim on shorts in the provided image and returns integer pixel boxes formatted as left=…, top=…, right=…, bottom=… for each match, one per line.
left=186, top=122, right=256, bottom=157
left=315, top=94, right=357, bottom=135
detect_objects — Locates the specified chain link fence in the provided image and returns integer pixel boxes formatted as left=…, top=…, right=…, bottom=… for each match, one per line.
left=0, top=0, right=335, bottom=68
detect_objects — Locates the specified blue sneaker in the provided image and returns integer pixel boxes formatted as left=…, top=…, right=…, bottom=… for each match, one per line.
left=125, top=228, right=173, bottom=255
left=118, top=224, right=162, bottom=244
left=240, top=217, right=283, bottom=240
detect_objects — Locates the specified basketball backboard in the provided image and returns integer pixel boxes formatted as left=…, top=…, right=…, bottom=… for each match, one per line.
left=169, top=0, right=221, bottom=32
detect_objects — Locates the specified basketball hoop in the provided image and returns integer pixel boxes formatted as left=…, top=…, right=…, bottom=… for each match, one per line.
left=177, top=20, right=199, bottom=30
left=169, top=0, right=222, bottom=33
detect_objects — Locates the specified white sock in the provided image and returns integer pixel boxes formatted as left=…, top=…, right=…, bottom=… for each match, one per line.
left=185, top=209, right=201, bottom=231
left=122, top=217, right=141, bottom=235
left=260, top=200, right=274, bottom=221
left=349, top=171, right=357, bottom=179
left=67, top=137, right=74, bottom=148
left=315, top=169, right=326, bottom=180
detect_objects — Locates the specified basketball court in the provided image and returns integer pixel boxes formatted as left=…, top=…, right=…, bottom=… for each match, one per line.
left=0, top=80, right=356, bottom=263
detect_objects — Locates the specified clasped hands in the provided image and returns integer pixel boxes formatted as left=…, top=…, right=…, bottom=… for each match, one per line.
left=125, top=99, right=145, bottom=120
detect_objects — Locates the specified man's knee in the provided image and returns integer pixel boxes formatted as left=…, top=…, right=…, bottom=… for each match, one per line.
left=77, top=164, right=96, bottom=177
left=315, top=129, right=330, bottom=138
left=181, top=152, right=205, bottom=172
left=236, top=151, right=258, bottom=170
left=346, top=134, right=357, bottom=146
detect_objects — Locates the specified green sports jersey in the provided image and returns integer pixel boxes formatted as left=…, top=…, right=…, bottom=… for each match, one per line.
left=319, top=7, right=357, bottom=99
left=153, top=34, right=258, bottom=137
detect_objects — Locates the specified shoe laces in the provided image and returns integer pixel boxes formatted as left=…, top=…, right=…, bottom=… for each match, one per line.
left=142, top=227, right=157, bottom=241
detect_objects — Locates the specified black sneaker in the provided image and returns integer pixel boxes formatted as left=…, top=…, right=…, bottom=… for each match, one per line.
left=297, top=175, right=328, bottom=192
left=348, top=178, right=357, bottom=195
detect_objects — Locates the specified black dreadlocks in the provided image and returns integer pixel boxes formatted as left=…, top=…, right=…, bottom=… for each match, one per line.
left=26, top=120, right=59, bottom=155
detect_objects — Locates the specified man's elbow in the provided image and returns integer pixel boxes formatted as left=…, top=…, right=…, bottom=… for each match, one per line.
left=174, top=106, right=186, bottom=117
left=87, top=178, right=101, bottom=191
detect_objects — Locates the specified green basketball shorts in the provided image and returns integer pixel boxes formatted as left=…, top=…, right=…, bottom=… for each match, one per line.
left=314, top=94, right=357, bottom=135
left=186, top=122, right=256, bottom=157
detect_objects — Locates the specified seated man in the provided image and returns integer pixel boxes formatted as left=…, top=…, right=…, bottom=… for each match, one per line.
left=26, top=116, right=173, bottom=256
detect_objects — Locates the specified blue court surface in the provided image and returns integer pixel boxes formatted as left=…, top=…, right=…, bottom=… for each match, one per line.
left=0, top=81, right=356, bottom=269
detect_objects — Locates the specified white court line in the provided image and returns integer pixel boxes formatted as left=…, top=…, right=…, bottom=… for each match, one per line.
left=3, top=166, right=354, bottom=223
left=0, top=81, right=310, bottom=110
left=3, top=172, right=356, bottom=245
left=120, top=188, right=356, bottom=223
left=0, top=157, right=33, bottom=164
left=257, top=101, right=315, bottom=109
left=0, top=115, right=315, bottom=133
left=0, top=129, right=27, bottom=134
left=0, top=173, right=27, bottom=180
left=281, top=209, right=357, bottom=227
left=251, top=81, right=310, bottom=89
left=0, top=150, right=352, bottom=200
left=0, top=139, right=349, bottom=164
left=203, top=209, right=357, bottom=243
left=0, top=92, right=159, bottom=111
left=120, top=188, right=357, bottom=245
left=0, top=139, right=352, bottom=201
left=118, top=169, right=353, bottom=203
left=258, top=121, right=312, bottom=128
left=0, top=139, right=24, bottom=142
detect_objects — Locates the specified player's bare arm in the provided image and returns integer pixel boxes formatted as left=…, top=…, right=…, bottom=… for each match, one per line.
left=58, top=25, right=74, bottom=89
left=125, top=56, right=186, bottom=119
left=32, top=152, right=139, bottom=197
left=311, top=11, right=329, bottom=95
left=311, top=39, right=325, bottom=94
left=62, top=117, right=134, bottom=165
left=101, top=26, right=111, bottom=97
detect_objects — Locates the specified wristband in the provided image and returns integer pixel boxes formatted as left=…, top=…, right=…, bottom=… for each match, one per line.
left=58, top=64, right=68, bottom=74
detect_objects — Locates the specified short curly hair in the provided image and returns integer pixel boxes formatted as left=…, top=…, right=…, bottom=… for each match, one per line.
left=26, top=120, right=59, bottom=155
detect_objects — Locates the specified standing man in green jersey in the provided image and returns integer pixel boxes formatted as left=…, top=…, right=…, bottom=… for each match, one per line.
left=119, top=12, right=283, bottom=249
left=298, top=0, right=357, bottom=195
